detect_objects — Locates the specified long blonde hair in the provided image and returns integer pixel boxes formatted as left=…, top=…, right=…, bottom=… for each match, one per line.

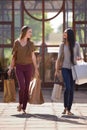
left=19, top=26, right=31, bottom=39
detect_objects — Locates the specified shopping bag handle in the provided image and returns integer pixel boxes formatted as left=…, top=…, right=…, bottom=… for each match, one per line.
left=8, top=75, right=13, bottom=79
left=54, top=76, right=61, bottom=84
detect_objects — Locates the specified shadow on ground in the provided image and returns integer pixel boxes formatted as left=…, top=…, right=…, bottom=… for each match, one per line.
left=12, top=113, right=87, bottom=125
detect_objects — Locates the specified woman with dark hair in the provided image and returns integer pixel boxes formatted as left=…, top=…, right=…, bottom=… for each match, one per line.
left=55, top=28, right=81, bottom=115
left=8, top=26, right=39, bottom=114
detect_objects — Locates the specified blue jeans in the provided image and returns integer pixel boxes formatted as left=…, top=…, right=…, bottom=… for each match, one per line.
left=62, top=68, right=75, bottom=111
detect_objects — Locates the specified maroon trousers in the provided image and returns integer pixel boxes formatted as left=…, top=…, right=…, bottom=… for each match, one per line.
left=16, top=64, right=32, bottom=110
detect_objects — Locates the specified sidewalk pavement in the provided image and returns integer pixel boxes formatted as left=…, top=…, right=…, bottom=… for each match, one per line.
left=0, top=88, right=87, bottom=130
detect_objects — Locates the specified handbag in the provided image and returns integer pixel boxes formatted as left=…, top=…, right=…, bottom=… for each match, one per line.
left=72, top=61, right=87, bottom=85
left=51, top=76, right=62, bottom=102
left=3, top=78, right=16, bottom=102
left=29, top=75, right=44, bottom=104
left=57, top=43, right=64, bottom=70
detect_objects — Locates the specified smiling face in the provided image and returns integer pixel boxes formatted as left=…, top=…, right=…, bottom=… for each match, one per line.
left=63, top=29, right=68, bottom=40
left=63, top=28, right=75, bottom=47
left=25, top=28, right=32, bottom=39
left=20, top=26, right=32, bottom=40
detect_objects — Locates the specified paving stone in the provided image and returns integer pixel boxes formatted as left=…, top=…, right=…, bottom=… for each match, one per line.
left=0, top=89, right=87, bottom=130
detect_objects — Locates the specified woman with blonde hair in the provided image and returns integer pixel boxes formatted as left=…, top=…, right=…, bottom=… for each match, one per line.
left=8, top=26, right=39, bottom=114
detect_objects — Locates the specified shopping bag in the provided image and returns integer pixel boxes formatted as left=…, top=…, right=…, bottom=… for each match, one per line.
left=29, top=75, right=44, bottom=104
left=51, top=76, right=62, bottom=102
left=3, top=79, right=16, bottom=102
left=72, top=61, right=87, bottom=85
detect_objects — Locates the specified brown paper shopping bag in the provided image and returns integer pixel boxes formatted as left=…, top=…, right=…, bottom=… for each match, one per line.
left=29, top=75, right=44, bottom=104
left=3, top=79, right=16, bottom=103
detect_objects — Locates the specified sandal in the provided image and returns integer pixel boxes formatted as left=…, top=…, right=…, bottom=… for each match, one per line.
left=67, top=111, right=74, bottom=115
left=17, top=104, right=23, bottom=112
left=62, top=108, right=68, bottom=114
left=22, top=110, right=26, bottom=114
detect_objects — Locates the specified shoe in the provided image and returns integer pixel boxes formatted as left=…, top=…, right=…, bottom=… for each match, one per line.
left=62, top=108, right=67, bottom=114
left=17, top=104, right=22, bottom=112
left=22, top=110, right=26, bottom=114
left=67, top=111, right=74, bottom=115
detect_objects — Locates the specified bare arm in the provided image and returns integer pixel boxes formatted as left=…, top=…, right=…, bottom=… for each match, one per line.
left=8, top=56, right=15, bottom=76
left=55, top=58, right=58, bottom=72
left=54, top=58, right=59, bottom=77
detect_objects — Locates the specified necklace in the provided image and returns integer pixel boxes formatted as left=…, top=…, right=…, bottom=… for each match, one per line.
left=20, top=39, right=27, bottom=47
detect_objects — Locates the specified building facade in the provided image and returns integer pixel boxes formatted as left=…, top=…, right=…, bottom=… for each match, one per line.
left=0, top=0, right=87, bottom=88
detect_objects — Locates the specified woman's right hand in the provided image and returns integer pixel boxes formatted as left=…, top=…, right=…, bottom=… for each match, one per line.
left=7, top=69, right=12, bottom=77
left=54, top=70, right=58, bottom=77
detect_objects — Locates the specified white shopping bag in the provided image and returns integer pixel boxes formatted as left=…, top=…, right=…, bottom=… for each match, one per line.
left=72, top=61, right=87, bottom=85
left=51, top=83, right=62, bottom=102
left=51, top=75, right=63, bottom=102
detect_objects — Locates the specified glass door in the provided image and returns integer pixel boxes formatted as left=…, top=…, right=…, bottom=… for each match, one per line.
left=23, top=0, right=64, bottom=87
